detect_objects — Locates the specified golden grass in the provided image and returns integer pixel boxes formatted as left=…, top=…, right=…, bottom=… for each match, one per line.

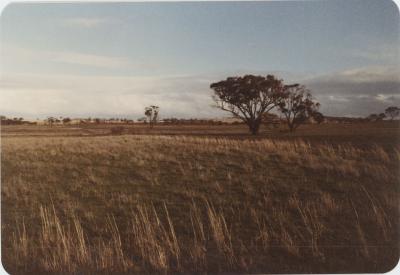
left=2, top=134, right=399, bottom=273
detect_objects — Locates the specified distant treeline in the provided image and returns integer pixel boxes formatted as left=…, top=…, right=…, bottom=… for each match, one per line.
left=162, top=118, right=230, bottom=125
left=1, top=112, right=398, bottom=126
left=0, top=116, right=36, bottom=125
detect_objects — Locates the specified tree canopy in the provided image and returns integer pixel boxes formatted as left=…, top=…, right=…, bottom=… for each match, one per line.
left=210, top=75, right=284, bottom=135
left=277, top=84, right=320, bottom=132
left=145, top=105, right=160, bottom=128
left=385, top=106, right=400, bottom=120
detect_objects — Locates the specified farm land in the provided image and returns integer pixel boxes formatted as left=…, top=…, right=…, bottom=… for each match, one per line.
left=1, top=121, right=400, bottom=273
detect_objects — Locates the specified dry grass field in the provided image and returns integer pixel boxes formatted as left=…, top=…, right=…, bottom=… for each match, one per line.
left=2, top=122, right=399, bottom=273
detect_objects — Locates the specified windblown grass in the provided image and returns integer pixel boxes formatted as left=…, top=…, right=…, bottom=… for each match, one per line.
left=2, top=134, right=399, bottom=273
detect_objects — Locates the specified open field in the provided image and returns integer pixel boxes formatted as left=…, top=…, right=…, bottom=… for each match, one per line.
left=2, top=122, right=400, bottom=273
left=2, top=121, right=400, bottom=147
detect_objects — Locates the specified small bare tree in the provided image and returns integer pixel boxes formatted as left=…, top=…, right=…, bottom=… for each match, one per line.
left=47, top=117, right=56, bottom=127
left=277, top=84, right=320, bottom=132
left=144, top=105, right=159, bottom=128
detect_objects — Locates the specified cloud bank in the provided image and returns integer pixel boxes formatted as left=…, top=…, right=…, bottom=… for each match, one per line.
left=304, top=66, right=400, bottom=116
left=0, top=66, right=399, bottom=119
left=0, top=73, right=222, bottom=119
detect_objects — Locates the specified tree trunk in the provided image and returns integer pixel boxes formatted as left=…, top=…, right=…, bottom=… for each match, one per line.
left=248, top=120, right=261, bottom=135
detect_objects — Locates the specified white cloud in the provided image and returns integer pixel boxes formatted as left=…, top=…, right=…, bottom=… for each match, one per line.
left=1, top=65, right=399, bottom=119
left=328, top=95, right=349, bottom=102
left=63, top=17, right=110, bottom=28
left=338, top=66, right=400, bottom=83
left=49, top=51, right=130, bottom=69
left=0, top=73, right=222, bottom=119
left=2, top=44, right=131, bottom=70
left=374, top=94, right=397, bottom=102
left=351, top=44, right=399, bottom=62
left=308, top=65, right=400, bottom=85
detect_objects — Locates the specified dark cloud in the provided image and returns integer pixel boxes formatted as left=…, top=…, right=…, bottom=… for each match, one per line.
left=302, top=66, right=400, bottom=116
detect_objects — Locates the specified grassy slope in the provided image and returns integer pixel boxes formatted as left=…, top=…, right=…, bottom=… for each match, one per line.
left=2, top=133, right=400, bottom=273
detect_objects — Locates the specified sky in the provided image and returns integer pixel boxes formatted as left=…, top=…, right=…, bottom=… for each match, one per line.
left=0, top=0, right=399, bottom=119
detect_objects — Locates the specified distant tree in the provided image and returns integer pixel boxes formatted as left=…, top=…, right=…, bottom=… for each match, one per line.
left=0, top=116, right=8, bottom=125
left=277, top=84, right=320, bottom=132
left=377, top=113, right=386, bottom=121
left=137, top=117, right=147, bottom=123
left=144, top=105, right=159, bottom=128
left=163, top=118, right=180, bottom=125
left=47, top=117, right=56, bottom=127
left=210, top=75, right=284, bottom=135
left=367, top=113, right=378, bottom=121
left=367, top=113, right=385, bottom=122
left=385, top=106, right=400, bottom=120
left=62, top=117, right=71, bottom=124
left=312, top=111, right=325, bottom=124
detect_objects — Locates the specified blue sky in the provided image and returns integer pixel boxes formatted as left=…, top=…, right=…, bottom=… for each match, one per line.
left=0, top=0, right=399, bottom=119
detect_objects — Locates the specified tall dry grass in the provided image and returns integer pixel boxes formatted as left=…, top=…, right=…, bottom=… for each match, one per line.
left=2, top=135, right=399, bottom=273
